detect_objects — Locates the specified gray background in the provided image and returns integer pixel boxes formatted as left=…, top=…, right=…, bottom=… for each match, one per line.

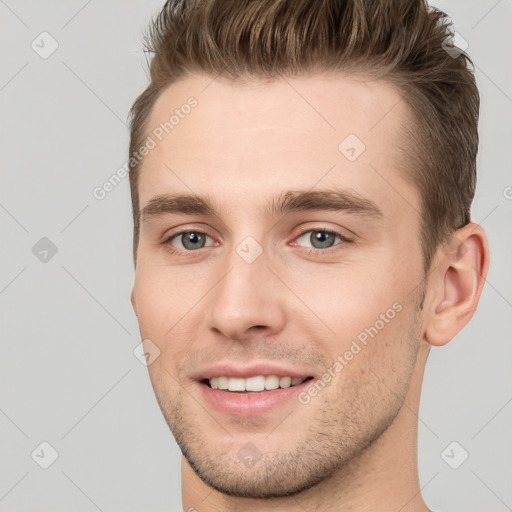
left=1, top=1, right=511, bottom=511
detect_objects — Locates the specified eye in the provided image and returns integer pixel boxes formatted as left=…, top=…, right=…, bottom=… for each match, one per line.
left=294, top=229, right=347, bottom=250
left=162, top=227, right=349, bottom=257
left=168, top=231, right=215, bottom=251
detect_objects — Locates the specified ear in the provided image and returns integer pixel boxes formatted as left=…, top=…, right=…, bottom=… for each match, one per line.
left=131, top=288, right=138, bottom=316
left=424, top=223, right=490, bottom=346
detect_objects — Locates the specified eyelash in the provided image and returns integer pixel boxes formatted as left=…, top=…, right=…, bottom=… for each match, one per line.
left=162, top=229, right=216, bottom=259
left=293, top=226, right=351, bottom=256
left=161, top=227, right=351, bottom=258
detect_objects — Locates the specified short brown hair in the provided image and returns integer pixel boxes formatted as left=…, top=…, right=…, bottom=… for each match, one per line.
left=128, top=0, right=479, bottom=271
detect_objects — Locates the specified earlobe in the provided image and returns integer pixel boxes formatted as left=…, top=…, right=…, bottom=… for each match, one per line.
left=424, top=223, right=489, bottom=347
left=131, top=289, right=138, bottom=316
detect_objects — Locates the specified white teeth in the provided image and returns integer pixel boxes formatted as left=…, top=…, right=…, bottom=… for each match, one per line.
left=208, top=375, right=307, bottom=392
left=227, top=377, right=246, bottom=391
left=245, top=376, right=266, bottom=392
left=279, top=376, right=292, bottom=388
left=265, top=375, right=280, bottom=390
left=217, top=376, right=229, bottom=390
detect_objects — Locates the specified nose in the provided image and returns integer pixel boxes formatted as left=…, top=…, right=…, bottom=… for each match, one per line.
left=208, top=249, right=287, bottom=342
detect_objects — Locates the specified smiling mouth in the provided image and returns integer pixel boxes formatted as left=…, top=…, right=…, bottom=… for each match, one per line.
left=202, top=375, right=314, bottom=393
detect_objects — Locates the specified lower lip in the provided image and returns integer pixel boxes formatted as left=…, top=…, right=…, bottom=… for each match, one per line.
left=197, top=379, right=312, bottom=416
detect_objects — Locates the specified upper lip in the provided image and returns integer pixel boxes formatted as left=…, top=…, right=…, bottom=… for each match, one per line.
left=193, top=363, right=315, bottom=381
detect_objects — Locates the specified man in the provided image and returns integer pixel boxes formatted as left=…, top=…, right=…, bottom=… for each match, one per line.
left=128, top=0, right=489, bottom=510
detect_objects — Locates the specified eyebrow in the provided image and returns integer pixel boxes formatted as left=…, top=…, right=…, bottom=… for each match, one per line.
left=140, top=189, right=383, bottom=224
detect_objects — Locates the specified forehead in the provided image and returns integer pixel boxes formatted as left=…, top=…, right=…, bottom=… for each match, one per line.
left=139, top=72, right=418, bottom=221
left=147, top=72, right=408, bottom=153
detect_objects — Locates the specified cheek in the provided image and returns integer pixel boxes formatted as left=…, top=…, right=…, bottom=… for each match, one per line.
left=291, top=267, right=398, bottom=337
left=288, top=262, right=419, bottom=377
left=132, top=266, right=210, bottom=381
left=321, top=306, right=419, bottom=412
left=132, top=265, right=199, bottom=334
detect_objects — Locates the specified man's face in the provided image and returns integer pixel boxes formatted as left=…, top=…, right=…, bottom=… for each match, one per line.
left=131, top=73, right=427, bottom=498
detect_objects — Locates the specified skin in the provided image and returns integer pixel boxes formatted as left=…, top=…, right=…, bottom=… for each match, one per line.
left=130, top=72, right=489, bottom=511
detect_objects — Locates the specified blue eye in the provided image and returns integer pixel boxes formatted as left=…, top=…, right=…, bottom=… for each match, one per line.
left=162, top=227, right=350, bottom=258
left=170, top=231, right=214, bottom=251
left=295, top=230, right=345, bottom=250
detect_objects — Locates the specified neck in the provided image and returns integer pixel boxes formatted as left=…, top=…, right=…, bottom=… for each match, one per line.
left=182, top=343, right=431, bottom=512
